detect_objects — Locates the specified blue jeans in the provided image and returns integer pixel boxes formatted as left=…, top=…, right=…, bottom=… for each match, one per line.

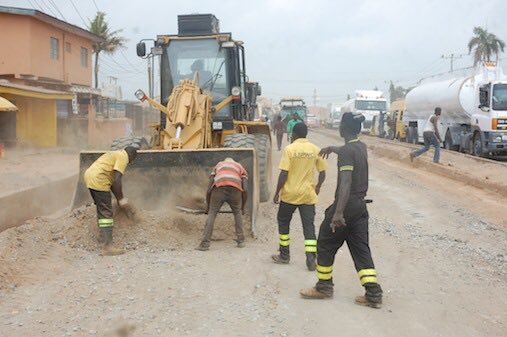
left=414, top=131, right=440, bottom=163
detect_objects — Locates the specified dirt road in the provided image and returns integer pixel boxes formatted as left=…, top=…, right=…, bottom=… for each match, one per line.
left=1, top=130, right=506, bottom=337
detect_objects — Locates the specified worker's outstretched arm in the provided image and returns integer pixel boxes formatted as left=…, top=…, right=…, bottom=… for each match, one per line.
left=331, top=171, right=352, bottom=232
left=273, top=170, right=288, bottom=204
left=111, top=171, right=124, bottom=202
left=319, top=146, right=340, bottom=159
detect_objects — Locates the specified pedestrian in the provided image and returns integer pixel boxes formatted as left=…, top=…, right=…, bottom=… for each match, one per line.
left=84, top=146, right=138, bottom=256
left=196, top=157, right=248, bottom=251
left=272, top=123, right=327, bottom=271
left=300, top=112, right=383, bottom=309
left=410, top=107, right=442, bottom=163
left=287, top=112, right=303, bottom=143
left=273, top=115, right=285, bottom=151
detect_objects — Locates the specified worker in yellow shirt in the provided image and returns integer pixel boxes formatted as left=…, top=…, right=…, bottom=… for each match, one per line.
left=84, top=146, right=137, bottom=256
left=272, top=123, right=327, bottom=270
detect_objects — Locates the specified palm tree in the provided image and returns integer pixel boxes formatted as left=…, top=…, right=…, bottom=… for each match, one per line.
left=88, top=12, right=126, bottom=88
left=467, top=26, right=505, bottom=66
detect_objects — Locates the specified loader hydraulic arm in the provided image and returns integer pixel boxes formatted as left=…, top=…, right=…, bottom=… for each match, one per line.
left=135, top=89, right=172, bottom=122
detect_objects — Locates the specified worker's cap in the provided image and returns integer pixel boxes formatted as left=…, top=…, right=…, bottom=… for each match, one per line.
left=341, top=112, right=365, bottom=135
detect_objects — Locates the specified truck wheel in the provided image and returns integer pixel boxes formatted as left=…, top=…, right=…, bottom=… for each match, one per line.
left=472, top=133, right=484, bottom=157
left=444, top=131, right=459, bottom=151
left=110, top=136, right=150, bottom=150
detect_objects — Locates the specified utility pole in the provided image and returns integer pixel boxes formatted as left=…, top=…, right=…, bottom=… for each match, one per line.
left=441, top=53, right=463, bottom=72
left=312, top=88, right=317, bottom=106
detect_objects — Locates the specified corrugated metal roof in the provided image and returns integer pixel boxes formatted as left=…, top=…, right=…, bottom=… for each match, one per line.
left=0, top=96, right=18, bottom=112
left=0, top=80, right=73, bottom=100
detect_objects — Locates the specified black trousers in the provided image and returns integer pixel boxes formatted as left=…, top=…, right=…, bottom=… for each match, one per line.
left=277, top=201, right=317, bottom=255
left=89, top=189, right=114, bottom=228
left=276, top=133, right=283, bottom=150
left=316, top=197, right=378, bottom=291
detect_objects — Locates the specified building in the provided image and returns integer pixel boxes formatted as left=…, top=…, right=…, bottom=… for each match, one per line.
left=0, top=6, right=134, bottom=148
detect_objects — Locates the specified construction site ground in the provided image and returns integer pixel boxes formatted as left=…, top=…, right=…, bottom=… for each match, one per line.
left=1, top=130, right=506, bottom=337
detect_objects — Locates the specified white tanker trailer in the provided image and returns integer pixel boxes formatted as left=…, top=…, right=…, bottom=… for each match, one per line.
left=404, top=62, right=507, bottom=156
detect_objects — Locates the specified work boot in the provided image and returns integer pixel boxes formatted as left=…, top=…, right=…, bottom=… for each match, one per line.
left=300, top=287, right=333, bottom=299
left=355, top=283, right=383, bottom=309
left=195, top=242, right=210, bottom=251
left=99, top=227, right=125, bottom=256
left=272, top=246, right=290, bottom=264
left=305, top=252, right=317, bottom=271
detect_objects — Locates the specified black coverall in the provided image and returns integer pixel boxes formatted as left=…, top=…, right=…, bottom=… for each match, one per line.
left=315, top=139, right=382, bottom=303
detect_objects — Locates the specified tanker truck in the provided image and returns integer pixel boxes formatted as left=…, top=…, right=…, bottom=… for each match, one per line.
left=340, top=90, right=387, bottom=132
left=404, top=62, right=507, bottom=156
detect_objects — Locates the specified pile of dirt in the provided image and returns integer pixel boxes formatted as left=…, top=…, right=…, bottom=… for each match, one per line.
left=0, top=204, right=251, bottom=291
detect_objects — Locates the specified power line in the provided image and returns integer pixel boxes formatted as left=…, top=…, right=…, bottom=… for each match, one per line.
left=34, top=0, right=57, bottom=17
left=46, top=0, right=66, bottom=20
left=119, top=50, right=145, bottom=72
left=68, top=0, right=87, bottom=26
left=27, top=0, right=41, bottom=10
left=92, top=0, right=100, bottom=12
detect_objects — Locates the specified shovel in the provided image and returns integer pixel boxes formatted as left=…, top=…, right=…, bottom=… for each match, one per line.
left=175, top=206, right=234, bottom=214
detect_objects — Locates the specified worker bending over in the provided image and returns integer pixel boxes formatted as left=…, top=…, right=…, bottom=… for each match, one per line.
left=196, top=157, right=248, bottom=251
left=300, top=112, right=383, bottom=309
left=272, top=123, right=327, bottom=271
left=84, top=146, right=137, bottom=256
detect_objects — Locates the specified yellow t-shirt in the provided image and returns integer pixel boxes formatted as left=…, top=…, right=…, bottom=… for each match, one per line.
left=84, top=150, right=129, bottom=192
left=279, top=138, right=328, bottom=205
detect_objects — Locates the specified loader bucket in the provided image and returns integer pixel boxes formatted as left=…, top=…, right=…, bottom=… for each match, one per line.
left=72, top=148, right=260, bottom=236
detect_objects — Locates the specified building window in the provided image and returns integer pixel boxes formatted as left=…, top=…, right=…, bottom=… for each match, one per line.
left=50, top=37, right=59, bottom=60
left=80, top=47, right=88, bottom=67
left=65, top=42, right=71, bottom=53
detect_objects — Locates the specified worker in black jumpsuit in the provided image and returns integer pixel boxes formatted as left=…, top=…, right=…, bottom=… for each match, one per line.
left=300, top=112, right=383, bottom=309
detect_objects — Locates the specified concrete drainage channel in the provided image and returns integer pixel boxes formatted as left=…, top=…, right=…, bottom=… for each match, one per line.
left=0, top=173, right=77, bottom=232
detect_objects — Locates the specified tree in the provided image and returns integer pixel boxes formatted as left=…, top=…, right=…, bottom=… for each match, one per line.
left=388, top=81, right=411, bottom=103
left=467, top=26, right=505, bottom=66
left=88, top=12, right=126, bottom=88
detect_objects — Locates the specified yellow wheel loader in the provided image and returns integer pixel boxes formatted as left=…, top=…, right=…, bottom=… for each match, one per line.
left=72, top=14, right=271, bottom=236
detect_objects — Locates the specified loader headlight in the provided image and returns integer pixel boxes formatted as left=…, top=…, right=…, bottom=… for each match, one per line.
left=231, top=86, right=241, bottom=97
left=135, top=89, right=146, bottom=101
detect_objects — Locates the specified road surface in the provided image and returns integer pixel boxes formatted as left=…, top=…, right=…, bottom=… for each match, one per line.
left=0, top=130, right=506, bottom=337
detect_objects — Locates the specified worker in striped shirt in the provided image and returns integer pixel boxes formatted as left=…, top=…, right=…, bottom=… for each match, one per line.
left=196, top=157, right=248, bottom=251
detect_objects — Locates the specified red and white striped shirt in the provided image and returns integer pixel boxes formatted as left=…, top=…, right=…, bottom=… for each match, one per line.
left=211, top=159, right=248, bottom=191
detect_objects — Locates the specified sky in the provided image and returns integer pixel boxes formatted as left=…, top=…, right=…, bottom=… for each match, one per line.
left=1, top=0, right=507, bottom=106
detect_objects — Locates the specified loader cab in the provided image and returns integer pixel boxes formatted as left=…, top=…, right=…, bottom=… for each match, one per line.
left=143, top=31, right=255, bottom=131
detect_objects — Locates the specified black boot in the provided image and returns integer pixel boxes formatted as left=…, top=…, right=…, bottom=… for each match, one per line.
left=272, top=245, right=290, bottom=264
left=305, top=252, right=316, bottom=271
left=99, top=227, right=124, bottom=256
left=355, top=283, right=383, bottom=309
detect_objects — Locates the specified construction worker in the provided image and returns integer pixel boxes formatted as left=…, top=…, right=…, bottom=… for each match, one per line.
left=196, top=157, right=248, bottom=251
left=273, top=115, right=285, bottom=151
left=300, top=112, right=383, bottom=309
left=272, top=123, right=327, bottom=271
left=287, top=112, right=303, bottom=143
left=84, top=146, right=138, bottom=256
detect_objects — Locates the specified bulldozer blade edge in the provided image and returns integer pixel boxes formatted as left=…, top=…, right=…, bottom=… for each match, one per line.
left=72, top=148, right=259, bottom=237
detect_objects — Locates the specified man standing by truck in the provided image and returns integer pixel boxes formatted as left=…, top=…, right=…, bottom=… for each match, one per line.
left=410, top=107, right=442, bottom=163
left=272, top=123, right=327, bottom=271
left=84, top=146, right=138, bottom=256
left=299, top=112, right=383, bottom=309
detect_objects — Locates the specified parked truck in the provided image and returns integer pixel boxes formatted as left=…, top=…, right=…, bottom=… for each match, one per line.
left=326, top=106, right=342, bottom=129
left=278, top=96, right=307, bottom=125
left=340, top=90, right=387, bottom=132
left=404, top=62, right=507, bottom=156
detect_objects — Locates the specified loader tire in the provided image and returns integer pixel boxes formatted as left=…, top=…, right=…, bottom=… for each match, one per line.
left=223, top=133, right=272, bottom=202
left=253, top=134, right=272, bottom=202
left=110, top=136, right=150, bottom=150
